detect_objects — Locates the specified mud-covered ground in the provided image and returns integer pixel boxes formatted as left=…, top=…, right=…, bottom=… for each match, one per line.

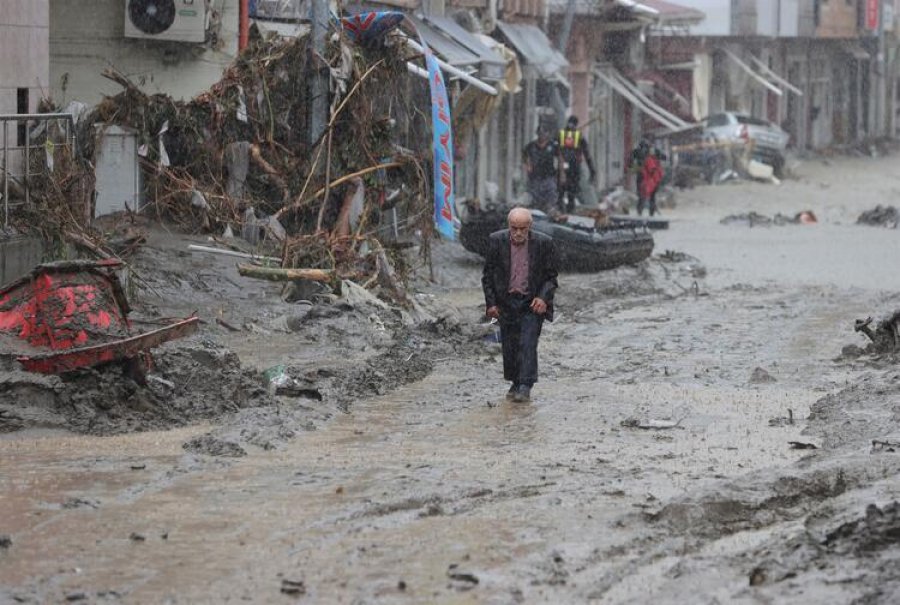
left=2, top=153, right=900, bottom=603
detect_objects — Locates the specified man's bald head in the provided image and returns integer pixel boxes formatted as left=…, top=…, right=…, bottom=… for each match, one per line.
left=508, top=207, right=533, bottom=245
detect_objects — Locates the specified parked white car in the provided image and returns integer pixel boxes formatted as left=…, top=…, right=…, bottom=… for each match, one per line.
left=703, top=112, right=789, bottom=174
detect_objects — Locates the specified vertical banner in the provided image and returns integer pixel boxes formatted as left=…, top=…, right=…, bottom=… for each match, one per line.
left=420, top=42, right=458, bottom=240
left=866, top=0, right=879, bottom=31
left=339, top=11, right=458, bottom=240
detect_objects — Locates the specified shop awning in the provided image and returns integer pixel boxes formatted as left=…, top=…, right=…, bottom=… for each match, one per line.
left=843, top=43, right=871, bottom=60
left=401, top=19, right=499, bottom=96
left=720, top=48, right=783, bottom=97
left=421, top=15, right=507, bottom=81
left=593, top=67, right=690, bottom=132
left=614, top=0, right=705, bottom=25
left=407, top=16, right=480, bottom=68
left=494, top=21, right=568, bottom=80
left=748, top=55, right=803, bottom=97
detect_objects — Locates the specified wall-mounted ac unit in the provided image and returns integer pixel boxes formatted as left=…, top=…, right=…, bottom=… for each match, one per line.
left=125, top=0, right=206, bottom=43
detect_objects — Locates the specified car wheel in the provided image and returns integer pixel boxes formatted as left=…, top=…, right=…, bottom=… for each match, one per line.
left=772, top=154, right=786, bottom=179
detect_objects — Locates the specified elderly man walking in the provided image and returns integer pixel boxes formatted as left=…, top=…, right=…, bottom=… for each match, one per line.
left=482, top=207, right=559, bottom=402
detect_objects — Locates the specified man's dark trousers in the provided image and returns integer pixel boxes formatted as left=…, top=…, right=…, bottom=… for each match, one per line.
left=500, top=295, right=543, bottom=387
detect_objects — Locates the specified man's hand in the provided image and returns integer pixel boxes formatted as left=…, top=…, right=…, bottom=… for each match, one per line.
left=530, top=298, right=548, bottom=315
left=486, top=306, right=500, bottom=319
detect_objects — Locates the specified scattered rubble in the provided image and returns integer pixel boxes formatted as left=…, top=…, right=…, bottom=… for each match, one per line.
left=857, top=205, right=900, bottom=228
left=851, top=311, right=900, bottom=356
left=720, top=210, right=817, bottom=227
left=183, top=435, right=248, bottom=458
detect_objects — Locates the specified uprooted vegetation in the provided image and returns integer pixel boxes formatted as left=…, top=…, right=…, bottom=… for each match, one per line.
left=17, top=26, right=434, bottom=303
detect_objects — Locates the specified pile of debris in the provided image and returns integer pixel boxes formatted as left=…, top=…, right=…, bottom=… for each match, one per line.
left=720, top=210, right=817, bottom=227
left=857, top=205, right=900, bottom=228
left=845, top=311, right=900, bottom=357
left=20, top=25, right=432, bottom=305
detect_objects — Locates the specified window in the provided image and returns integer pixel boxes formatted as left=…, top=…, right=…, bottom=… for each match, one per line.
left=17, top=88, right=28, bottom=147
left=736, top=115, right=772, bottom=126
left=707, top=114, right=730, bottom=127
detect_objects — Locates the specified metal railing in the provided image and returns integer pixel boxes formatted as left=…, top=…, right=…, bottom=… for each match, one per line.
left=1, top=113, right=78, bottom=230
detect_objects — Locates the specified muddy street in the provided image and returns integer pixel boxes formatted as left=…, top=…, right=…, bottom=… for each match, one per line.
left=3, top=155, right=900, bottom=603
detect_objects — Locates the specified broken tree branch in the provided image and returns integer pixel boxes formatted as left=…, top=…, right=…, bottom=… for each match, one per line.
left=275, top=161, right=403, bottom=220
left=236, top=263, right=333, bottom=282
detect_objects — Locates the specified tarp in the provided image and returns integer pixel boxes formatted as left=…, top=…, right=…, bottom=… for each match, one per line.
left=494, top=21, right=568, bottom=80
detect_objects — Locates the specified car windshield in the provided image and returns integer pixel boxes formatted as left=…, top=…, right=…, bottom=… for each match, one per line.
left=735, top=115, right=772, bottom=127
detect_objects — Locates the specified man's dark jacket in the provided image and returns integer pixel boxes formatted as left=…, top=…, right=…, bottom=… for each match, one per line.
left=482, top=229, right=559, bottom=321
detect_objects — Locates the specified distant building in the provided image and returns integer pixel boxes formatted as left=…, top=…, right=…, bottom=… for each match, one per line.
left=650, top=0, right=876, bottom=149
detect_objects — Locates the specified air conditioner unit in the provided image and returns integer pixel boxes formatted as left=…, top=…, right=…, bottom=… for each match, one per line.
left=124, top=0, right=206, bottom=43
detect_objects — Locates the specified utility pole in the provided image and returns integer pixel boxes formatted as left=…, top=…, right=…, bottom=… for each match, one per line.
left=876, top=0, right=888, bottom=137
left=309, top=0, right=329, bottom=144
left=558, top=0, right=576, bottom=53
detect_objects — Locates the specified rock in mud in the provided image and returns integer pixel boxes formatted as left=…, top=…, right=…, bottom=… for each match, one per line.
left=183, top=434, right=247, bottom=457
left=280, top=579, right=306, bottom=596
left=749, top=367, right=777, bottom=383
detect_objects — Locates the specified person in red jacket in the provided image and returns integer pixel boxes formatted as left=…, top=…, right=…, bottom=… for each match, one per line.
left=631, top=139, right=664, bottom=216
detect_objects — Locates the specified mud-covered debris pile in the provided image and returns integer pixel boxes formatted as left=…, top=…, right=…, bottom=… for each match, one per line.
left=857, top=205, right=900, bottom=228
left=720, top=210, right=817, bottom=227
left=844, top=310, right=900, bottom=357
left=25, top=26, right=431, bottom=299
left=0, top=339, right=273, bottom=435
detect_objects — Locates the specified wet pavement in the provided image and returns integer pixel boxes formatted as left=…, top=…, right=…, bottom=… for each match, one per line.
left=3, top=154, right=900, bottom=603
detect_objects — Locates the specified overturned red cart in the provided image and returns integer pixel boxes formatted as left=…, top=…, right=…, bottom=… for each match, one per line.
left=0, top=259, right=198, bottom=374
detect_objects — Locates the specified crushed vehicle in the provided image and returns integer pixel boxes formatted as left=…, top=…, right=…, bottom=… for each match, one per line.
left=703, top=112, right=789, bottom=174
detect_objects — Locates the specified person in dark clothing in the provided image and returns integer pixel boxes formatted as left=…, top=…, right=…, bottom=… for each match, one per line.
left=558, top=115, right=596, bottom=213
left=522, top=125, right=560, bottom=212
left=482, top=207, right=559, bottom=402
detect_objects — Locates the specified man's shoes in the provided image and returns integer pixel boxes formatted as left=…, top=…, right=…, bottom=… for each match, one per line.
left=506, top=383, right=518, bottom=401
left=512, top=384, right=531, bottom=403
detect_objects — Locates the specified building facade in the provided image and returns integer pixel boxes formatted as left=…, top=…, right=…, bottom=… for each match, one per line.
left=1, top=1, right=50, bottom=165
left=49, top=0, right=240, bottom=104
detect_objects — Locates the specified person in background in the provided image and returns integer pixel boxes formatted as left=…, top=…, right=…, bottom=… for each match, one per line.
left=630, top=139, right=665, bottom=216
left=481, top=207, right=559, bottom=403
left=522, top=124, right=560, bottom=213
left=558, top=116, right=596, bottom=213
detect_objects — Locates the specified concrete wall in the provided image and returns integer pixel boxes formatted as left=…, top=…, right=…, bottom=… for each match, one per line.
left=49, top=0, right=239, bottom=105
left=0, top=0, right=50, bottom=171
left=0, top=236, right=43, bottom=286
